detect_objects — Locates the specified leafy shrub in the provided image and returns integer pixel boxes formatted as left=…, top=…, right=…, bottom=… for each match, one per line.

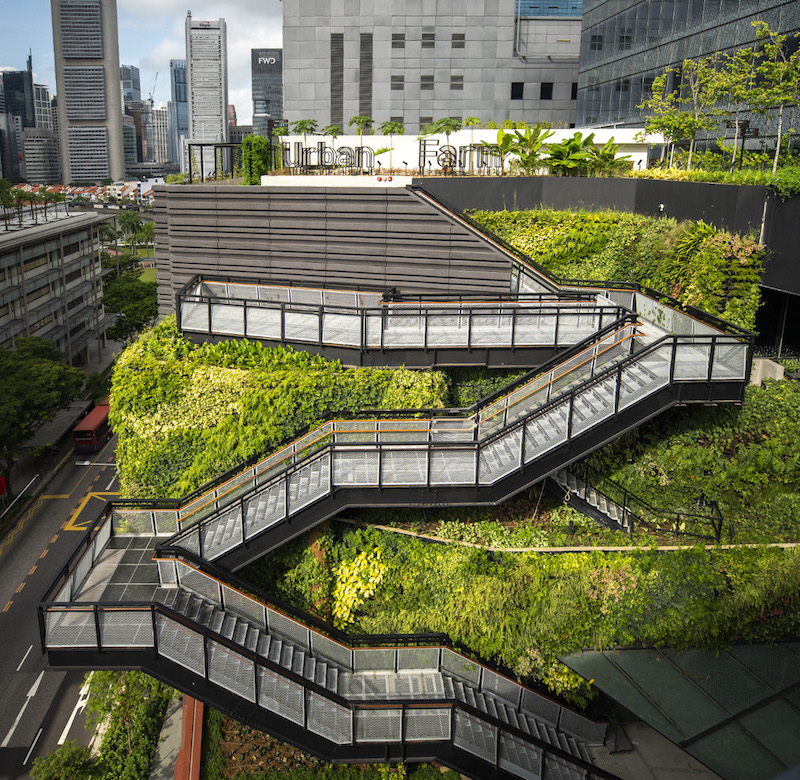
left=245, top=523, right=800, bottom=705
left=110, top=319, right=448, bottom=497
left=471, top=208, right=765, bottom=330
left=769, top=166, right=800, bottom=201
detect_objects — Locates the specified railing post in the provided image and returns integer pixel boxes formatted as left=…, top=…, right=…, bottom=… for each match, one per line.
left=152, top=607, right=159, bottom=658
left=467, top=305, right=473, bottom=350
left=207, top=298, right=212, bottom=336
left=280, top=302, right=286, bottom=345
left=94, top=605, right=102, bottom=651
left=566, top=394, right=575, bottom=441
left=423, top=305, right=429, bottom=351
left=240, top=496, right=247, bottom=545
left=614, top=363, right=622, bottom=415
left=707, top=337, right=717, bottom=383
left=510, top=303, right=517, bottom=348
left=318, top=304, right=324, bottom=346
left=669, top=338, right=678, bottom=385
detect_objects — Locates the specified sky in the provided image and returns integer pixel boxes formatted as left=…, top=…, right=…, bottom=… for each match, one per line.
left=0, top=0, right=284, bottom=125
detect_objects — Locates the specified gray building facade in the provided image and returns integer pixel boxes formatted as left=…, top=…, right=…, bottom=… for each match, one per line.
left=252, top=48, right=283, bottom=138
left=51, top=0, right=125, bottom=182
left=576, top=0, right=800, bottom=130
left=168, top=58, right=189, bottom=166
left=0, top=212, right=109, bottom=363
left=282, top=0, right=581, bottom=135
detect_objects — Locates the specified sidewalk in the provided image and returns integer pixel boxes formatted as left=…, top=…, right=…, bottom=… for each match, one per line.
left=149, top=698, right=185, bottom=780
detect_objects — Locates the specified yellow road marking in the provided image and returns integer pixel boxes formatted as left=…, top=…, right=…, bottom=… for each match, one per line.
left=3, top=601, right=11, bottom=613
left=39, top=549, right=48, bottom=559
left=15, top=582, right=25, bottom=593
left=28, top=565, right=37, bottom=576
left=41, top=495, right=70, bottom=499
left=63, top=491, right=119, bottom=531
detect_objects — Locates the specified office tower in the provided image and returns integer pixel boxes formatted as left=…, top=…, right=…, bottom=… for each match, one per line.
left=152, top=102, right=169, bottom=163
left=577, top=0, right=800, bottom=130
left=185, top=12, right=228, bottom=175
left=122, top=114, right=137, bottom=165
left=124, top=98, right=154, bottom=161
left=282, top=0, right=581, bottom=135
left=251, top=48, right=283, bottom=138
left=120, top=64, right=141, bottom=101
left=34, top=84, right=54, bottom=130
left=2, top=55, right=36, bottom=130
left=51, top=0, right=125, bottom=181
left=228, top=104, right=237, bottom=126
left=21, top=128, right=60, bottom=183
left=168, top=59, right=188, bottom=167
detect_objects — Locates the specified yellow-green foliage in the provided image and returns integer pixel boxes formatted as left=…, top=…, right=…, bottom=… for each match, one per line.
left=332, top=547, right=387, bottom=629
left=263, top=525, right=800, bottom=705
left=471, top=208, right=765, bottom=330
left=110, top=319, right=448, bottom=498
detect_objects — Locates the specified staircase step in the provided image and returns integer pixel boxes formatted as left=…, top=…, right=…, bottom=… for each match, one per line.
left=245, top=626, right=259, bottom=652
left=221, top=614, right=236, bottom=640
left=443, top=675, right=454, bottom=699
left=454, top=680, right=466, bottom=702
left=173, top=590, right=190, bottom=614
left=210, top=610, right=224, bottom=634
left=292, top=650, right=305, bottom=676
left=268, top=637, right=283, bottom=664
left=304, top=656, right=317, bottom=681
left=327, top=666, right=339, bottom=693
left=315, top=660, right=328, bottom=687
left=257, top=632, right=271, bottom=658
left=234, top=621, right=248, bottom=646
left=281, top=643, right=294, bottom=669
left=197, top=602, right=214, bottom=627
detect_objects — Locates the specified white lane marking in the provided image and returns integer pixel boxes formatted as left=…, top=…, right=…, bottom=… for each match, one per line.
left=104, top=475, right=116, bottom=491
left=16, top=645, right=33, bottom=672
left=57, top=675, right=92, bottom=745
left=1, top=671, right=44, bottom=747
left=23, top=728, right=43, bottom=765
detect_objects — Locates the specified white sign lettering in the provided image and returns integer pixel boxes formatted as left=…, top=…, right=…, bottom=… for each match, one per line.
left=258, top=57, right=277, bottom=64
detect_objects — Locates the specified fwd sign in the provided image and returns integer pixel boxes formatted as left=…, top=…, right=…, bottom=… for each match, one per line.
left=258, top=57, right=277, bottom=64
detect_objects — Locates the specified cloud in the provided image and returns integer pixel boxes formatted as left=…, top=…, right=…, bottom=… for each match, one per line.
left=118, top=0, right=283, bottom=123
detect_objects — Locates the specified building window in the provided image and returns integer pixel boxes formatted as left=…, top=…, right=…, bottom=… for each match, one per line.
left=540, top=82, right=553, bottom=100
left=571, top=82, right=578, bottom=100
left=452, top=33, right=465, bottom=48
left=590, top=34, right=603, bottom=51
left=511, top=82, right=524, bottom=100
left=391, top=75, right=404, bottom=91
left=422, top=32, right=435, bottom=48
left=421, top=75, right=434, bottom=90
left=390, top=116, right=404, bottom=123
left=619, top=33, right=632, bottom=50
left=615, top=79, right=630, bottom=93
left=392, top=33, right=405, bottom=49
left=420, top=116, right=433, bottom=127
left=450, top=75, right=463, bottom=91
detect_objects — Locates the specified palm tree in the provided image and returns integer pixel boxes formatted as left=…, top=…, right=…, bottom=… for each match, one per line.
left=434, top=118, right=462, bottom=172
left=139, top=221, right=156, bottom=258
left=11, top=189, right=28, bottom=226
left=291, top=119, right=318, bottom=168
left=378, top=121, right=404, bottom=170
left=348, top=116, right=374, bottom=172
left=118, top=210, right=142, bottom=252
left=322, top=124, right=343, bottom=150
left=464, top=117, right=481, bottom=172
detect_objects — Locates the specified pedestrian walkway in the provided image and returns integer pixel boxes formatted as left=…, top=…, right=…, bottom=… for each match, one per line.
left=148, top=698, right=184, bottom=780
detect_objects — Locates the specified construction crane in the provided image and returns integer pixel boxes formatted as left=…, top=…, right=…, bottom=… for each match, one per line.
left=148, top=72, right=158, bottom=105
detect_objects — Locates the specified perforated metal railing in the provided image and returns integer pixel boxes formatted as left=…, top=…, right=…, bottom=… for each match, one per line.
left=43, top=553, right=614, bottom=780
left=178, top=279, right=626, bottom=352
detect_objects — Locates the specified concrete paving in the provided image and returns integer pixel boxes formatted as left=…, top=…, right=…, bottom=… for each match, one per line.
left=148, top=698, right=184, bottom=780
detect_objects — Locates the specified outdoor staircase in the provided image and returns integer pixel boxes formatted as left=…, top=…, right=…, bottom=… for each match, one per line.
left=40, top=194, right=755, bottom=780
left=551, top=470, right=633, bottom=534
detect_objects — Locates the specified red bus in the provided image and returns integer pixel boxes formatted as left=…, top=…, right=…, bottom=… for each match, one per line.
left=72, top=396, right=112, bottom=453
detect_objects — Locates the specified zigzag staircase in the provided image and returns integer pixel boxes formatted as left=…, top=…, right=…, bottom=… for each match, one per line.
left=39, top=187, right=754, bottom=780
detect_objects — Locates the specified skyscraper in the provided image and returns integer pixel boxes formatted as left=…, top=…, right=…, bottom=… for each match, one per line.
left=120, top=64, right=141, bottom=102
left=51, top=0, right=125, bottom=181
left=168, top=58, right=188, bottom=167
left=251, top=48, right=283, bottom=138
left=185, top=12, right=228, bottom=175
left=152, top=102, right=169, bottom=164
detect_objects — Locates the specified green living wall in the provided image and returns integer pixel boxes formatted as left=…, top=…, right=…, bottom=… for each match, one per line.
left=110, top=319, right=448, bottom=498
left=471, top=209, right=766, bottom=331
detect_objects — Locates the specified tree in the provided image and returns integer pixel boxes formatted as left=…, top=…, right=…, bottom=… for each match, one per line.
left=98, top=221, right=117, bottom=246
left=679, top=57, right=719, bottom=169
left=241, top=135, right=272, bottom=184
left=587, top=136, right=632, bottom=176
left=31, top=740, right=103, bottom=780
left=507, top=125, right=555, bottom=174
left=0, top=338, right=84, bottom=497
left=464, top=117, right=481, bottom=172
left=0, top=178, right=14, bottom=230
left=118, top=210, right=142, bottom=253
left=378, top=121, right=404, bottom=169
left=348, top=116, right=374, bottom=171
left=321, top=124, right=343, bottom=149
left=291, top=119, right=318, bottom=152
left=638, top=71, right=695, bottom=166
left=750, top=21, right=800, bottom=173
left=102, top=273, right=158, bottom=343
left=138, top=221, right=155, bottom=258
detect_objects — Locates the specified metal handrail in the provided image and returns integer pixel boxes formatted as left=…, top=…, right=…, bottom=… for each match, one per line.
left=408, top=184, right=756, bottom=340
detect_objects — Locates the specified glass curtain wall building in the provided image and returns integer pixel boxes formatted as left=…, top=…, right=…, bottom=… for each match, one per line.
left=168, top=59, right=188, bottom=167
left=577, top=0, right=800, bottom=131
left=251, top=48, right=283, bottom=138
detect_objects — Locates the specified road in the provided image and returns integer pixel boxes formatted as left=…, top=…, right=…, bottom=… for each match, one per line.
left=0, top=437, right=118, bottom=779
